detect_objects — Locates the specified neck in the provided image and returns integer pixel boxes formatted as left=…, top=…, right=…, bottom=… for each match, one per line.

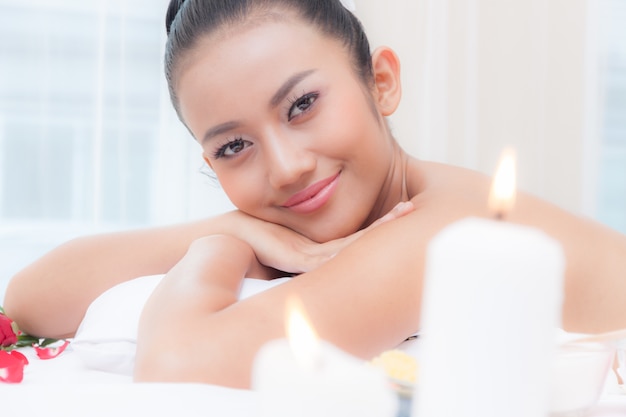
left=361, top=141, right=410, bottom=228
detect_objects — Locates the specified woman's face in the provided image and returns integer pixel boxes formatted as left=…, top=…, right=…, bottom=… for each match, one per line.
left=176, top=18, right=396, bottom=242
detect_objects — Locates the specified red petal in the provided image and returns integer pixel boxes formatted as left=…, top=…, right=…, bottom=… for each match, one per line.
left=34, top=340, right=70, bottom=360
left=0, top=351, right=25, bottom=383
left=9, top=350, right=29, bottom=365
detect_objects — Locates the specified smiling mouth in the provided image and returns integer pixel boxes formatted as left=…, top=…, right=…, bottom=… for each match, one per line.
left=282, top=172, right=340, bottom=214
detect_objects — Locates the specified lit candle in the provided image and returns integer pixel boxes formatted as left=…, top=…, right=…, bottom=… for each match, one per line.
left=488, top=147, right=516, bottom=219
left=413, top=150, right=565, bottom=417
left=252, top=296, right=398, bottom=417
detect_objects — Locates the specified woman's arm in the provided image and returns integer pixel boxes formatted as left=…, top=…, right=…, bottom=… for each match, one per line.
left=3, top=211, right=303, bottom=338
left=3, top=216, right=237, bottom=338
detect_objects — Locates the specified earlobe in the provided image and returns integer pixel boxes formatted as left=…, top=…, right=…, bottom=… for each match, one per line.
left=371, top=47, right=402, bottom=116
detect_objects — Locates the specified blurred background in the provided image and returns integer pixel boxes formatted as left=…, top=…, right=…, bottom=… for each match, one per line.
left=0, top=0, right=625, bottom=301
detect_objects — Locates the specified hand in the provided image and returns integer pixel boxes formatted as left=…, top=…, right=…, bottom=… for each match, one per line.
left=229, top=201, right=415, bottom=274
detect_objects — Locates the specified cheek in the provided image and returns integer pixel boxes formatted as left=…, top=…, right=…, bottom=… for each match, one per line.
left=327, top=85, right=383, bottom=146
left=214, top=171, right=263, bottom=212
left=315, top=102, right=369, bottom=154
left=322, top=102, right=386, bottom=163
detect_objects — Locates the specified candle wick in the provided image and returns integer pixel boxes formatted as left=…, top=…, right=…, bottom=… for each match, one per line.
left=494, top=211, right=505, bottom=221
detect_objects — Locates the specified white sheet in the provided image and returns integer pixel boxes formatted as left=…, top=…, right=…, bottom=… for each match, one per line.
left=4, top=340, right=626, bottom=416
left=3, top=346, right=259, bottom=416
left=3, top=384, right=259, bottom=417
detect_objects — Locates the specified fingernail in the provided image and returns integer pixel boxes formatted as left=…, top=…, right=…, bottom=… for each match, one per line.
left=396, top=201, right=409, bottom=211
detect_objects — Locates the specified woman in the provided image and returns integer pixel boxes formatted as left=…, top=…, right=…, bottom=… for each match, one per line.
left=4, top=0, right=626, bottom=388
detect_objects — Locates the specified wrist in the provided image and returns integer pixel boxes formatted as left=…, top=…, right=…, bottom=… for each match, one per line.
left=201, top=210, right=247, bottom=239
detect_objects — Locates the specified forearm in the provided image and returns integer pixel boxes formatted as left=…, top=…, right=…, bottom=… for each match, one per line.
left=134, top=234, right=265, bottom=383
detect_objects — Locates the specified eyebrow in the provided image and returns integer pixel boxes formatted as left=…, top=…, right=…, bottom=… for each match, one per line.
left=201, top=120, right=243, bottom=145
left=269, top=69, right=317, bottom=108
left=201, top=69, right=317, bottom=145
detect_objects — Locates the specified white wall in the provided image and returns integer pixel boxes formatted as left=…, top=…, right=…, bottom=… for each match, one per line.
left=355, top=0, right=595, bottom=216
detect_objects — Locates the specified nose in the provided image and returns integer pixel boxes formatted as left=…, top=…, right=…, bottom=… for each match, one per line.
left=264, top=129, right=316, bottom=189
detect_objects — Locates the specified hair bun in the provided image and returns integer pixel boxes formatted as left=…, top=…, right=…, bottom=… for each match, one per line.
left=165, top=0, right=186, bottom=35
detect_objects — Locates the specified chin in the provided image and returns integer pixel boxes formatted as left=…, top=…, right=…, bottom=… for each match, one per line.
left=301, top=222, right=358, bottom=244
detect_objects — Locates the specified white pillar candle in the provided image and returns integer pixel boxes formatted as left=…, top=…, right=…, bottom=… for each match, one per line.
left=252, top=296, right=398, bottom=417
left=253, top=339, right=398, bottom=417
left=413, top=217, right=565, bottom=417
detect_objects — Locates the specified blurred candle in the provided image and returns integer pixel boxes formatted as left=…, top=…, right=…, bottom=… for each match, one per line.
left=252, top=296, right=398, bottom=417
left=413, top=149, right=565, bottom=417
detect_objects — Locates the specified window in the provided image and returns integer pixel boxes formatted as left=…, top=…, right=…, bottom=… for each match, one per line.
left=0, top=0, right=233, bottom=298
left=595, top=0, right=626, bottom=234
left=1, top=0, right=167, bottom=226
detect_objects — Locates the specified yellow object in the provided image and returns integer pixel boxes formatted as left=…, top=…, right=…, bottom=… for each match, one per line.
left=369, top=349, right=418, bottom=384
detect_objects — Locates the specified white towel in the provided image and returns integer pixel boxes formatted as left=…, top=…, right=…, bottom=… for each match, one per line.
left=72, top=275, right=291, bottom=375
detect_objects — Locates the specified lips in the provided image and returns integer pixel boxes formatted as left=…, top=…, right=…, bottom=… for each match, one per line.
left=282, top=172, right=340, bottom=214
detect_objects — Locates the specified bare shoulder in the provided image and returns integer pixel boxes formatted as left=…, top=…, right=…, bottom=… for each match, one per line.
left=404, top=158, right=576, bottom=225
left=405, top=158, right=626, bottom=333
left=407, top=159, right=490, bottom=192
left=404, top=159, right=493, bottom=220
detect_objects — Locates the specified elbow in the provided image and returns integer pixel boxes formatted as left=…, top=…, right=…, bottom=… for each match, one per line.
left=2, top=269, right=75, bottom=339
left=2, top=270, right=39, bottom=335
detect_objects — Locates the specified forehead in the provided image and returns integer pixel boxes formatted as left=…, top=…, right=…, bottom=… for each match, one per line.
left=175, top=19, right=353, bottom=124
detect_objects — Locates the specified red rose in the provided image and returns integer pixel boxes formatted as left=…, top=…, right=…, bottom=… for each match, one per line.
left=0, top=314, right=18, bottom=348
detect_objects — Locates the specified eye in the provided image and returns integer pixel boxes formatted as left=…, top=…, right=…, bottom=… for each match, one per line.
left=287, top=92, right=318, bottom=121
left=213, top=137, right=251, bottom=159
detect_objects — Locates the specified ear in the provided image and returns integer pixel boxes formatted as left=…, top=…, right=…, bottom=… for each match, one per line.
left=202, top=153, right=213, bottom=170
left=371, top=46, right=402, bottom=116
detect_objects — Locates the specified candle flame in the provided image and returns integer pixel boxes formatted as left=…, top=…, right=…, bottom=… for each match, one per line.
left=488, top=148, right=517, bottom=219
left=285, top=295, right=320, bottom=371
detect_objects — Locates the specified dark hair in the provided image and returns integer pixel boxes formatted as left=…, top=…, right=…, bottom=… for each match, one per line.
left=164, top=0, right=373, bottom=118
